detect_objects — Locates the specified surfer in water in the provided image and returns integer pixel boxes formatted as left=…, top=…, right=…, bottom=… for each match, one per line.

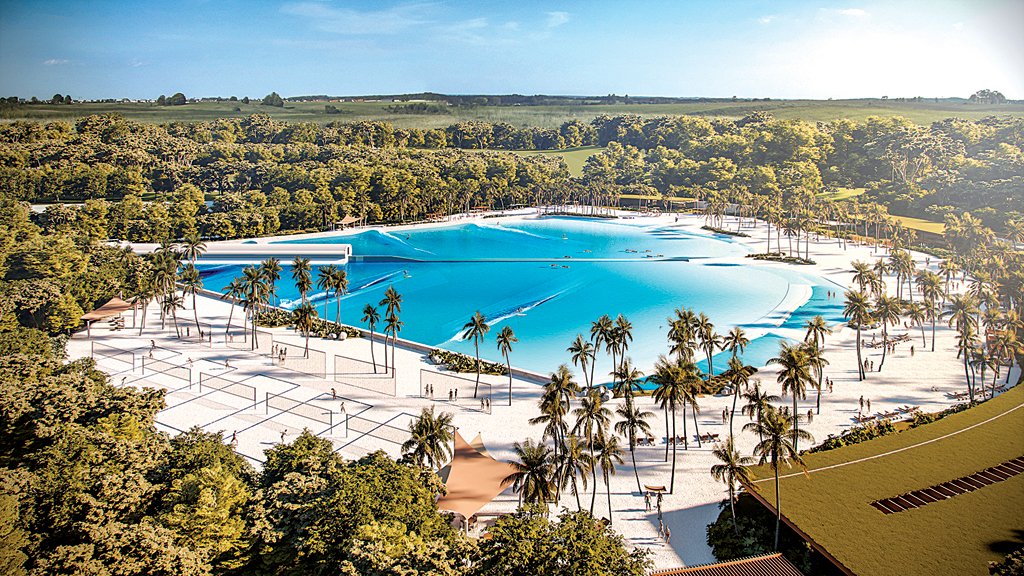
left=403, top=270, right=411, bottom=278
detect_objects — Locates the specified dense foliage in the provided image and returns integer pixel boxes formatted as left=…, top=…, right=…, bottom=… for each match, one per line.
left=807, top=420, right=896, bottom=453
left=1, top=112, right=1020, bottom=244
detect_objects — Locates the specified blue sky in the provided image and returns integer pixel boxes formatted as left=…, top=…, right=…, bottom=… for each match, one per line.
left=1, top=0, right=1021, bottom=100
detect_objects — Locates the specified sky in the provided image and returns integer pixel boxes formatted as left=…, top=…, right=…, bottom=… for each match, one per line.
left=1, top=0, right=1021, bottom=100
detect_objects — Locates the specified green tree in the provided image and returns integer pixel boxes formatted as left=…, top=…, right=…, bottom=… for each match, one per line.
left=402, top=406, right=454, bottom=471
left=567, top=333, right=595, bottom=389
left=614, top=398, right=653, bottom=494
left=710, top=437, right=754, bottom=534
left=744, top=406, right=813, bottom=550
left=767, top=342, right=814, bottom=452
left=496, top=325, right=518, bottom=406
left=291, top=302, right=318, bottom=358
left=844, top=290, right=872, bottom=381
left=261, top=92, right=285, bottom=107
left=502, top=438, right=556, bottom=508
left=179, top=263, right=204, bottom=338
left=461, top=311, right=490, bottom=398
left=593, top=430, right=624, bottom=524
left=291, top=256, right=312, bottom=304
left=361, top=303, right=380, bottom=373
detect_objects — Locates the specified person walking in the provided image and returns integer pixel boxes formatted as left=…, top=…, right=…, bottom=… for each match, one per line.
left=859, top=396, right=864, bottom=411
left=665, top=526, right=671, bottom=543
left=331, top=387, right=337, bottom=399
left=448, top=389, right=453, bottom=401
left=280, top=429, right=287, bottom=443
left=866, top=399, right=871, bottom=412
left=644, top=492, right=651, bottom=511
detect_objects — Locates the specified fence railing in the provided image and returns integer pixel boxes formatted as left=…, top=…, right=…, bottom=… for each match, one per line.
left=334, top=354, right=396, bottom=396
left=420, top=369, right=492, bottom=413
left=271, top=340, right=327, bottom=379
left=265, top=393, right=333, bottom=427
left=226, top=324, right=274, bottom=355
left=179, top=323, right=214, bottom=347
left=140, top=356, right=192, bottom=385
left=345, top=412, right=412, bottom=446
left=198, top=372, right=257, bottom=404
left=90, top=341, right=136, bottom=372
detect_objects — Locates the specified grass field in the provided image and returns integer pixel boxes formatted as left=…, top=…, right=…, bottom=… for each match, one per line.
left=746, top=384, right=1024, bottom=575
left=892, top=214, right=946, bottom=235
left=4, top=98, right=1024, bottom=127
left=818, top=187, right=867, bottom=201
left=510, top=146, right=603, bottom=176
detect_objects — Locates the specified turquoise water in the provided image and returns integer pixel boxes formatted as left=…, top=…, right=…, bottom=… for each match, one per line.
left=197, top=217, right=845, bottom=385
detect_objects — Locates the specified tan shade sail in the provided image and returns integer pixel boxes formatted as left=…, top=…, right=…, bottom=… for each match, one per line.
left=81, top=296, right=134, bottom=321
left=436, top=431, right=517, bottom=520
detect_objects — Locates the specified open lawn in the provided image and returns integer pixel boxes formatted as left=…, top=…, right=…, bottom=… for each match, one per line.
left=745, top=384, right=1024, bottom=575
left=510, top=146, right=603, bottom=176
left=5, top=99, right=1024, bottom=127
left=818, top=187, right=866, bottom=201
left=892, top=214, right=946, bottom=235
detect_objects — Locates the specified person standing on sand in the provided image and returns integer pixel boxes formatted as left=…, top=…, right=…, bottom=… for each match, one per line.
left=866, top=399, right=871, bottom=412
left=280, top=430, right=287, bottom=443
left=644, top=492, right=651, bottom=511
left=859, top=396, right=864, bottom=411
left=665, top=526, right=671, bottom=543
left=331, top=387, right=337, bottom=399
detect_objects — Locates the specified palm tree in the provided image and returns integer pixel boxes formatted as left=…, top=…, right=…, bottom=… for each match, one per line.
left=571, top=389, right=611, bottom=513
left=292, top=302, right=318, bottom=358
left=741, top=380, right=779, bottom=445
left=316, top=264, right=338, bottom=320
left=331, top=268, right=348, bottom=331
left=803, top=315, right=832, bottom=349
left=496, top=326, right=518, bottom=406
left=221, top=278, right=245, bottom=335
left=592, top=431, right=624, bottom=524
left=768, top=342, right=813, bottom=452
left=385, top=313, right=403, bottom=376
left=744, top=406, right=813, bottom=550
left=905, top=301, right=929, bottom=348
left=568, top=334, right=595, bottom=389
left=694, top=312, right=721, bottom=382
left=590, top=315, right=614, bottom=387
left=723, top=326, right=750, bottom=360
left=612, top=313, right=634, bottom=380
left=843, top=290, right=872, bottom=381
left=555, top=435, right=592, bottom=511
left=726, top=356, right=753, bottom=439
left=614, top=399, right=653, bottom=494
left=874, top=294, right=902, bottom=371
left=241, top=266, right=269, bottom=350
left=291, top=257, right=312, bottom=304
left=851, top=260, right=873, bottom=291
left=402, top=406, right=455, bottom=471
left=939, top=259, right=959, bottom=302
left=462, top=311, right=491, bottom=398
left=162, top=292, right=185, bottom=337
left=260, top=258, right=282, bottom=306
left=804, top=342, right=829, bottom=415
left=650, top=356, right=686, bottom=492
left=612, top=357, right=644, bottom=409
left=502, top=438, right=556, bottom=509
left=710, top=437, right=754, bottom=534
left=179, top=233, right=207, bottom=263
left=178, top=263, right=204, bottom=337
left=361, top=304, right=380, bottom=373
left=530, top=365, right=577, bottom=476
left=380, top=285, right=403, bottom=372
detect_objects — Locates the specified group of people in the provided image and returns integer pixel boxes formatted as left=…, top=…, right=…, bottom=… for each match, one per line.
left=272, top=344, right=289, bottom=365
left=644, top=491, right=671, bottom=544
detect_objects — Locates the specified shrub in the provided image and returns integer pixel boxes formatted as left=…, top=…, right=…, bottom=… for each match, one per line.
left=428, top=349, right=507, bottom=375
left=701, top=225, right=750, bottom=238
left=809, top=420, right=897, bottom=453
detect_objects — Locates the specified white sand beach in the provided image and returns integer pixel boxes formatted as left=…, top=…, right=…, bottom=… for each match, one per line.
left=68, top=209, right=1019, bottom=571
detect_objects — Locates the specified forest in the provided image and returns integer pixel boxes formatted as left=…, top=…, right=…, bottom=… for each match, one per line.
left=0, top=112, right=1021, bottom=245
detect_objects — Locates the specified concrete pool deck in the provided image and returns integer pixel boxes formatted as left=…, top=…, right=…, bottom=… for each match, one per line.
left=70, top=209, right=1019, bottom=570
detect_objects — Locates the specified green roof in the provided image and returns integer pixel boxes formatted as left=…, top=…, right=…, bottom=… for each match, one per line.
left=744, top=384, right=1024, bottom=576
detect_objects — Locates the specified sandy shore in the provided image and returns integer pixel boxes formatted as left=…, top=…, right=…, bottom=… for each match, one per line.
left=69, top=209, right=1018, bottom=570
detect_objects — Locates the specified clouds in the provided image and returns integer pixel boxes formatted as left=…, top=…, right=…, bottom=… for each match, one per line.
left=545, top=11, right=569, bottom=28
left=758, top=15, right=777, bottom=25
left=837, top=7, right=869, bottom=17
left=280, top=2, right=433, bottom=35
left=42, top=59, right=69, bottom=66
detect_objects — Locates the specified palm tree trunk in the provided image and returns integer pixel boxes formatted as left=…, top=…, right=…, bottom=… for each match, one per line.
left=382, top=331, right=388, bottom=372
left=335, top=296, right=341, bottom=336
left=304, top=330, right=310, bottom=358
left=572, top=475, right=581, bottom=511
left=507, top=357, right=513, bottom=406
left=630, top=436, right=638, bottom=491
left=792, top=395, right=800, bottom=452
left=589, top=446, right=598, bottom=515
left=931, top=316, right=937, bottom=352
left=879, top=325, right=888, bottom=371
left=225, top=300, right=234, bottom=335
left=663, top=406, right=670, bottom=462
left=473, top=339, right=480, bottom=398
left=774, top=466, right=782, bottom=551
left=605, top=470, right=613, bottom=524
left=729, top=485, right=738, bottom=534
left=816, top=371, right=823, bottom=414
left=682, top=400, right=689, bottom=450
left=192, top=293, right=202, bottom=337
left=692, top=403, right=702, bottom=448
left=669, top=406, right=678, bottom=493
left=730, top=386, right=739, bottom=440
left=856, top=326, right=864, bottom=380
left=369, top=328, right=377, bottom=372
